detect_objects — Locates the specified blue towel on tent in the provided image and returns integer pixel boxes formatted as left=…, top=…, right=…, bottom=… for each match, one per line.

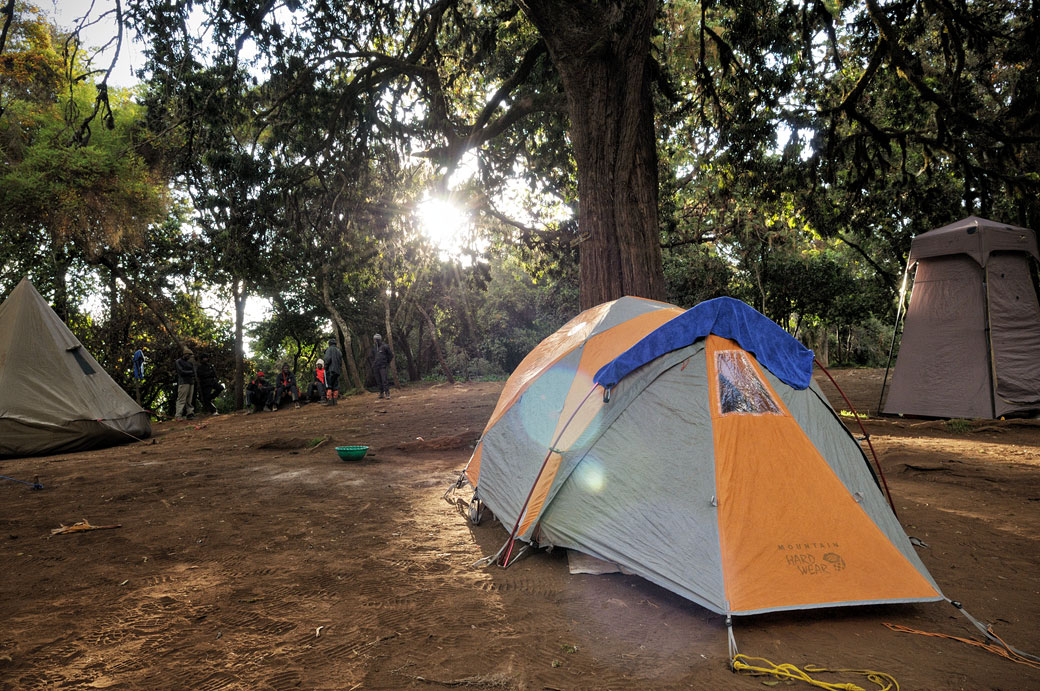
left=594, top=296, right=815, bottom=390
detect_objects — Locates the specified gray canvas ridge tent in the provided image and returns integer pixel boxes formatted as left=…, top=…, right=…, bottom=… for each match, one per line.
left=882, top=216, right=1040, bottom=419
left=0, top=278, right=151, bottom=457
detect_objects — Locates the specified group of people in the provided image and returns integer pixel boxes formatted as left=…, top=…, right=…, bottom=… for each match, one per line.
left=173, top=350, right=225, bottom=420
left=244, top=363, right=304, bottom=414
left=173, top=334, right=393, bottom=419
left=245, top=336, right=352, bottom=413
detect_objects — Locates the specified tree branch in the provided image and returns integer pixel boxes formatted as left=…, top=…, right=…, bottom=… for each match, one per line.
left=0, top=0, right=14, bottom=58
left=837, top=233, right=897, bottom=292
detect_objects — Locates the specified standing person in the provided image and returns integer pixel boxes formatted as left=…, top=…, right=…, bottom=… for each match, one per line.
left=371, top=334, right=394, bottom=399
left=273, top=363, right=301, bottom=410
left=197, top=353, right=224, bottom=415
left=307, top=359, right=327, bottom=402
left=174, top=348, right=196, bottom=420
left=322, top=338, right=343, bottom=405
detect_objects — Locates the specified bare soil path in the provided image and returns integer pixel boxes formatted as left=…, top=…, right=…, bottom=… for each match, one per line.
left=2, top=371, right=1038, bottom=690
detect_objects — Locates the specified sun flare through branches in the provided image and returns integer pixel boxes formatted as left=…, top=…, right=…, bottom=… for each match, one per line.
left=417, top=197, right=475, bottom=261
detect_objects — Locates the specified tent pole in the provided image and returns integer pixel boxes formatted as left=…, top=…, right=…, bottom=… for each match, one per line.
left=817, top=358, right=898, bottom=517
left=877, top=261, right=911, bottom=415
left=500, top=383, right=601, bottom=567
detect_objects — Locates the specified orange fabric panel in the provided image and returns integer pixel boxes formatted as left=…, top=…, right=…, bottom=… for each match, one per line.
left=465, top=442, right=483, bottom=486
left=479, top=301, right=615, bottom=437
left=516, top=450, right=562, bottom=536
left=515, top=382, right=601, bottom=537
left=516, top=308, right=684, bottom=535
left=573, top=307, right=685, bottom=380
left=705, top=336, right=940, bottom=612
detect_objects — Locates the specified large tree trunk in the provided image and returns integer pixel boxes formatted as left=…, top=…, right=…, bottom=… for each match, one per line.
left=382, top=288, right=400, bottom=389
left=415, top=303, right=455, bottom=384
left=232, top=279, right=246, bottom=409
left=517, top=0, right=665, bottom=310
left=320, top=270, right=364, bottom=389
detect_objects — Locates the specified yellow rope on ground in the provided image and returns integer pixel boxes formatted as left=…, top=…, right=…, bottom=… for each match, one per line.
left=732, top=654, right=899, bottom=691
left=884, top=623, right=1040, bottom=671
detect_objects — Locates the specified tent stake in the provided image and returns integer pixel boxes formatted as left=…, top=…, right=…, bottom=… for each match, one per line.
left=0, top=474, right=43, bottom=490
left=726, top=615, right=738, bottom=668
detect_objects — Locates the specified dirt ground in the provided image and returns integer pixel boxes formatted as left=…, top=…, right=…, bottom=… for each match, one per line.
left=2, top=369, right=1039, bottom=690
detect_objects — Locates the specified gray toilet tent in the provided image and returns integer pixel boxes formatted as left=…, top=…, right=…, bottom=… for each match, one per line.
left=883, top=216, right=1040, bottom=419
left=0, top=278, right=151, bottom=457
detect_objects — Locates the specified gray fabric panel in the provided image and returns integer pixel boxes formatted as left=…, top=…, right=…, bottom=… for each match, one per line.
left=773, top=374, right=942, bottom=595
left=527, top=345, right=706, bottom=537
left=536, top=352, right=728, bottom=613
left=909, top=216, right=1039, bottom=266
left=883, top=255, right=992, bottom=418
left=476, top=298, right=684, bottom=529
left=0, top=416, right=150, bottom=457
left=987, top=254, right=1040, bottom=415
left=589, top=296, right=677, bottom=335
left=475, top=348, right=585, bottom=528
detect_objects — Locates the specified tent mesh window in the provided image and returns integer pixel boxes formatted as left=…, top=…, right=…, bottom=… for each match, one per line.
left=716, top=350, right=780, bottom=415
left=69, top=347, right=97, bottom=375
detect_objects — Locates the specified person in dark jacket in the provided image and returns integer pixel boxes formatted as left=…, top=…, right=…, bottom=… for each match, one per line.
left=197, top=353, right=224, bottom=414
left=174, top=348, right=197, bottom=420
left=322, top=338, right=344, bottom=405
left=273, top=363, right=300, bottom=410
left=371, top=334, right=394, bottom=399
left=246, top=371, right=274, bottom=414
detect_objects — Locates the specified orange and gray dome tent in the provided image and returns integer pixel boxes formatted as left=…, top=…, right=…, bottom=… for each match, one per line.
left=460, top=296, right=942, bottom=617
left=881, top=216, right=1040, bottom=419
left=0, top=278, right=151, bottom=457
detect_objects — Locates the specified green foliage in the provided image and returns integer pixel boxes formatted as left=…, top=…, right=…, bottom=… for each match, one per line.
left=473, top=250, right=577, bottom=373
left=3, top=0, right=1039, bottom=397
left=944, top=419, right=974, bottom=434
left=0, top=7, right=166, bottom=256
left=657, top=0, right=1038, bottom=364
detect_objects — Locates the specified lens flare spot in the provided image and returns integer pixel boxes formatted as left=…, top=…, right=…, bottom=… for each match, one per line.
left=517, top=365, right=579, bottom=445
left=573, top=458, right=606, bottom=494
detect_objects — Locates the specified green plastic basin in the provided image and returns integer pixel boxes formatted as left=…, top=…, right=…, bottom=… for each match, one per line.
left=336, top=445, right=369, bottom=461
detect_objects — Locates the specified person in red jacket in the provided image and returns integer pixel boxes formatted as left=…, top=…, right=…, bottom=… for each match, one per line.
left=273, top=363, right=301, bottom=410
left=307, top=359, right=327, bottom=403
